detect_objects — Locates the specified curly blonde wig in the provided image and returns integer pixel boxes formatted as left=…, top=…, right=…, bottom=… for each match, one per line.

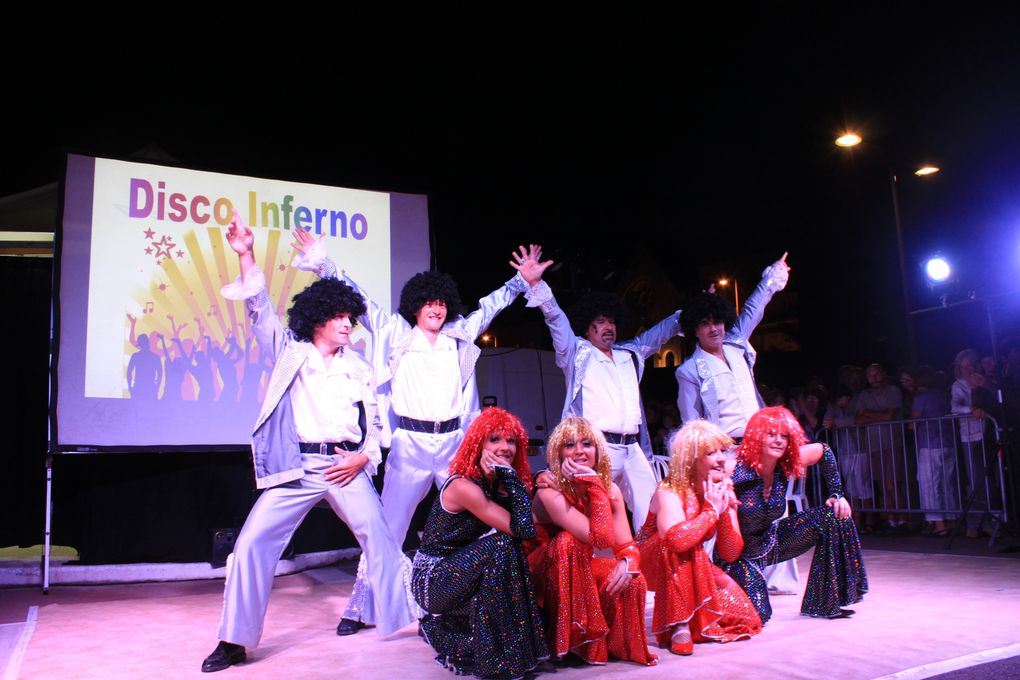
left=544, top=416, right=613, bottom=502
left=664, top=420, right=734, bottom=496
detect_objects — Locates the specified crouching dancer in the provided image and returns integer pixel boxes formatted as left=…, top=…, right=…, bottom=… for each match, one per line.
left=201, top=211, right=415, bottom=672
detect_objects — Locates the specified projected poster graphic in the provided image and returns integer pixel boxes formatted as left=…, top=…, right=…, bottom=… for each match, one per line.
left=55, top=155, right=429, bottom=449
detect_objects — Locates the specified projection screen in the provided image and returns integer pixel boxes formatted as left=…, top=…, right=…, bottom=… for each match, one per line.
left=53, top=154, right=430, bottom=450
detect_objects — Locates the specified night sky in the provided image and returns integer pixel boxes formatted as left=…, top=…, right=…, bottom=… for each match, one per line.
left=6, top=4, right=1020, bottom=389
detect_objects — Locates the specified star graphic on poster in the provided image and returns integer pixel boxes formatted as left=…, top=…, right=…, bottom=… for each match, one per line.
left=145, top=246, right=153, bottom=255
left=153, top=235, right=176, bottom=260
left=279, top=264, right=287, bottom=271
left=158, top=282, right=168, bottom=291
left=143, top=227, right=156, bottom=239
left=176, top=250, right=184, bottom=258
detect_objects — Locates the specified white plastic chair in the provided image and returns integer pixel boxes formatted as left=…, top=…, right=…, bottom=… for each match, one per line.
left=651, top=455, right=670, bottom=483
left=763, top=477, right=807, bottom=595
left=787, top=473, right=809, bottom=514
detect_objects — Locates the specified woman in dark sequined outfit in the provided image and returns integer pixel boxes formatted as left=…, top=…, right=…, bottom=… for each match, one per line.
left=411, top=408, right=548, bottom=678
left=714, top=406, right=868, bottom=624
left=528, top=417, right=657, bottom=666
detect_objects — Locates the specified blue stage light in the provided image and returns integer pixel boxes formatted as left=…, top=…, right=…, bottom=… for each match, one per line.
left=925, top=256, right=951, bottom=282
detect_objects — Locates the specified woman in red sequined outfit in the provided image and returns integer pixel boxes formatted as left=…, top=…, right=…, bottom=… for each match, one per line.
left=637, top=420, right=761, bottom=655
left=528, top=416, right=657, bottom=666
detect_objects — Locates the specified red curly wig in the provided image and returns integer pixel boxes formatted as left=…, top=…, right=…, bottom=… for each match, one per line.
left=737, top=406, right=807, bottom=479
left=447, top=407, right=533, bottom=492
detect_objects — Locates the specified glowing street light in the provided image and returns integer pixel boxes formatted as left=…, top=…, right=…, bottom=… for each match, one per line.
left=834, top=129, right=943, bottom=364
left=835, top=132, right=863, bottom=147
left=716, top=277, right=740, bottom=313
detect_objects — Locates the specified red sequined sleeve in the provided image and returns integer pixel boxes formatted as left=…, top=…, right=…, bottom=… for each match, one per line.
left=715, top=509, right=745, bottom=563
left=575, top=475, right=615, bottom=548
left=662, top=501, right=718, bottom=554
left=613, top=540, right=641, bottom=573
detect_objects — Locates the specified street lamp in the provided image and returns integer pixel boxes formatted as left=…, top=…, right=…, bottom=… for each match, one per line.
left=835, top=132, right=862, bottom=148
left=834, top=130, right=940, bottom=365
left=716, top=278, right=740, bottom=314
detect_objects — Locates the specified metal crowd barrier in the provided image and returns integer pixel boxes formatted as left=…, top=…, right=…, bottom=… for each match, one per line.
left=816, top=414, right=1009, bottom=528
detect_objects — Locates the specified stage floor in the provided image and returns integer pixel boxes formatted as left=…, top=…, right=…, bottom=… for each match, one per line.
left=2, top=547, right=1020, bottom=679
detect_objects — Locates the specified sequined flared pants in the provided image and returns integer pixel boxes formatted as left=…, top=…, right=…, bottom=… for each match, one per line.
left=717, top=506, right=868, bottom=624
left=412, top=533, right=548, bottom=678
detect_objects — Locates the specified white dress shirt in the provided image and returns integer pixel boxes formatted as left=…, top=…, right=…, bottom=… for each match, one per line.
left=694, top=344, right=760, bottom=438
left=581, top=347, right=642, bottom=435
left=390, top=328, right=461, bottom=422
left=289, top=346, right=363, bottom=443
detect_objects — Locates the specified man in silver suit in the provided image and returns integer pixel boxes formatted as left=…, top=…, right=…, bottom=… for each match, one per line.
left=201, top=212, right=415, bottom=672
left=292, top=230, right=551, bottom=635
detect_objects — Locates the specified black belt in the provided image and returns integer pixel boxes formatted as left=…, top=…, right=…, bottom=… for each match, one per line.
left=602, top=431, right=639, bottom=446
left=299, top=441, right=360, bottom=454
left=398, top=415, right=461, bottom=434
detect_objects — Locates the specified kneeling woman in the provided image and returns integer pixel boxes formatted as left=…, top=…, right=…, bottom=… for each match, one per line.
left=529, top=416, right=657, bottom=666
left=411, top=408, right=548, bottom=678
left=638, top=420, right=761, bottom=655
left=715, top=406, right=869, bottom=624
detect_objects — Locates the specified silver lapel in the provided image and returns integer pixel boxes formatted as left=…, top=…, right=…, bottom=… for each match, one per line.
left=572, top=341, right=593, bottom=402
left=254, top=342, right=310, bottom=431
left=443, top=323, right=479, bottom=388
left=694, top=355, right=718, bottom=421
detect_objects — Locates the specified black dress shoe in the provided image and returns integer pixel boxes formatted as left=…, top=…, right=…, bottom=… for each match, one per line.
left=336, top=618, right=366, bottom=636
left=201, top=641, right=246, bottom=672
left=827, top=608, right=856, bottom=619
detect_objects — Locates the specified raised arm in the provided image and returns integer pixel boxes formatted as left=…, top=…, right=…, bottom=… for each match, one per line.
left=527, top=280, right=580, bottom=370
left=126, top=313, right=139, bottom=349
left=221, top=210, right=287, bottom=359
left=171, top=334, right=188, bottom=360
left=167, top=315, right=186, bottom=343
left=457, top=244, right=548, bottom=340
left=619, top=309, right=682, bottom=362
left=225, top=333, right=243, bottom=362
left=156, top=333, right=170, bottom=359
left=226, top=209, right=257, bottom=282
left=729, top=252, right=790, bottom=342
left=290, top=228, right=399, bottom=335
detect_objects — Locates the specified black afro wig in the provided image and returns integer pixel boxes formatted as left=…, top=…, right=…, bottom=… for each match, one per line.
left=397, top=270, right=463, bottom=326
left=567, top=292, right=629, bottom=337
left=679, top=292, right=737, bottom=339
left=287, top=278, right=367, bottom=342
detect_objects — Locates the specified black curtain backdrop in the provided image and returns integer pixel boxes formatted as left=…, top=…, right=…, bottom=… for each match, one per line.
left=1, top=257, right=51, bottom=550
